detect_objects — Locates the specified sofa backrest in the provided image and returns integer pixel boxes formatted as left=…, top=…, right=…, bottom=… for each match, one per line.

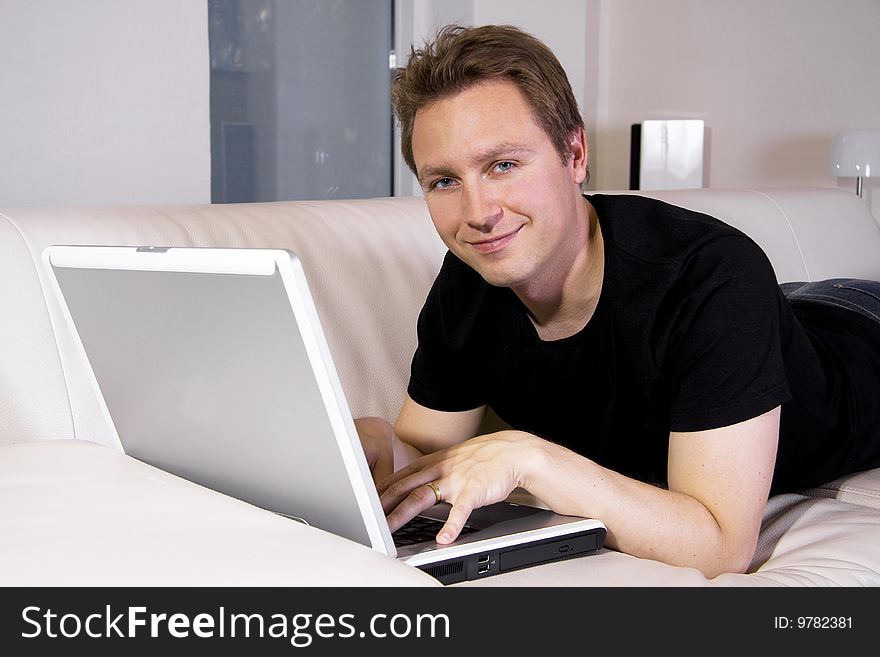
left=0, top=198, right=445, bottom=447
left=1, top=188, right=878, bottom=447
left=638, top=187, right=880, bottom=282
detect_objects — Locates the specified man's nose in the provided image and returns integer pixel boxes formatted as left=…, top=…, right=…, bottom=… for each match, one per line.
left=462, top=183, right=502, bottom=233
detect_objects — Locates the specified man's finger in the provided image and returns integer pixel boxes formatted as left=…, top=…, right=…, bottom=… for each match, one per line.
left=385, top=481, right=440, bottom=533
left=371, top=445, right=394, bottom=485
left=436, top=500, right=474, bottom=544
left=376, top=452, right=440, bottom=496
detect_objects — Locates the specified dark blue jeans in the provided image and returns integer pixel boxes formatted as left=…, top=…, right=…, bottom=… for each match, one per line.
left=780, top=278, right=880, bottom=325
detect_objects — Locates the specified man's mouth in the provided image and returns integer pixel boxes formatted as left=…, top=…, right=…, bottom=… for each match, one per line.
left=467, top=226, right=523, bottom=254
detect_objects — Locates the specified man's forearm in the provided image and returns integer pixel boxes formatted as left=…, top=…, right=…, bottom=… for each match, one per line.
left=520, top=436, right=755, bottom=578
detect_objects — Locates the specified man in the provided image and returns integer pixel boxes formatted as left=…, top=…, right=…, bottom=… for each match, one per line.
left=357, top=24, right=880, bottom=578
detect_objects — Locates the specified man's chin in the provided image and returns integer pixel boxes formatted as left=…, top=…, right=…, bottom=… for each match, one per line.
left=471, top=264, right=527, bottom=289
left=453, top=249, right=529, bottom=288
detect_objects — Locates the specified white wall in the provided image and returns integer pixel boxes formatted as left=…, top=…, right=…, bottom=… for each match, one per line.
left=4, top=0, right=876, bottom=217
left=592, top=0, right=880, bottom=218
left=0, top=0, right=209, bottom=207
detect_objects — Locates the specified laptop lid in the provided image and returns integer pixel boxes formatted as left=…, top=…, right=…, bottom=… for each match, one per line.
left=43, top=245, right=605, bottom=582
left=44, top=245, right=397, bottom=556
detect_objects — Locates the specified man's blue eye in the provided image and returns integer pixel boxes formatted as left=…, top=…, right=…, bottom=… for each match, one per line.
left=495, top=161, right=514, bottom=173
left=433, top=177, right=455, bottom=189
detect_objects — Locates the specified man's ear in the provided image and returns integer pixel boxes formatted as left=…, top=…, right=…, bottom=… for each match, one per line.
left=567, top=127, right=589, bottom=185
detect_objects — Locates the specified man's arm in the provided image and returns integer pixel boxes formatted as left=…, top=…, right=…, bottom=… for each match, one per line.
left=355, top=395, right=485, bottom=485
left=380, top=406, right=780, bottom=578
left=395, top=395, right=487, bottom=455
left=382, top=396, right=487, bottom=514
left=526, top=406, right=780, bottom=576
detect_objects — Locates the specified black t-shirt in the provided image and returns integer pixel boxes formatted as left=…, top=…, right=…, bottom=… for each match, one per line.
left=407, top=194, right=880, bottom=493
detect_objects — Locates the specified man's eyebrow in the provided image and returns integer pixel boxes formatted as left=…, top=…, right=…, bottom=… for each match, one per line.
left=417, top=164, right=453, bottom=186
left=469, top=143, right=534, bottom=163
left=417, top=143, right=535, bottom=184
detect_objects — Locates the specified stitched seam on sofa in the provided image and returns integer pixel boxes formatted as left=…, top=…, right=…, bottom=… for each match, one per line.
left=752, top=189, right=812, bottom=281
left=806, top=485, right=880, bottom=500
left=812, top=486, right=880, bottom=498
left=0, top=211, right=77, bottom=437
left=833, top=486, right=880, bottom=497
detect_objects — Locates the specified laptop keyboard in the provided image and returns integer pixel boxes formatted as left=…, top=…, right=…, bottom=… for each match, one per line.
left=392, top=515, right=478, bottom=547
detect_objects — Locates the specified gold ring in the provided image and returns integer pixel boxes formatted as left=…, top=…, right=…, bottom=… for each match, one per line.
left=426, top=481, right=442, bottom=505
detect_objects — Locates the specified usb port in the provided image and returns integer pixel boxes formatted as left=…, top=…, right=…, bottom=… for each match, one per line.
left=477, top=554, right=491, bottom=574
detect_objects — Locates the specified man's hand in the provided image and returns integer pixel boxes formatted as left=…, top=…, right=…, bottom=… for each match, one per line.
left=376, top=430, right=542, bottom=543
left=353, top=417, right=397, bottom=484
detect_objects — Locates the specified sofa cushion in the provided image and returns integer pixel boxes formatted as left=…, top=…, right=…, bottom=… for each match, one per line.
left=713, top=493, right=880, bottom=586
left=0, top=440, right=439, bottom=586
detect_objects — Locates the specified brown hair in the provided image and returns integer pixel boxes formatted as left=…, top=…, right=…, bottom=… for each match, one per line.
left=391, top=24, right=586, bottom=181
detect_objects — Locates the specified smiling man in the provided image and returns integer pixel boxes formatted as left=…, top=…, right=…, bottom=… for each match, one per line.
left=411, top=79, right=600, bottom=331
left=355, top=24, right=880, bottom=578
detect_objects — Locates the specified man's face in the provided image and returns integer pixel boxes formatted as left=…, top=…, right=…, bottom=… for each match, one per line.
left=411, top=79, right=589, bottom=291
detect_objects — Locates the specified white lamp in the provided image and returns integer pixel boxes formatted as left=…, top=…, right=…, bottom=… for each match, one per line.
left=827, top=130, right=880, bottom=198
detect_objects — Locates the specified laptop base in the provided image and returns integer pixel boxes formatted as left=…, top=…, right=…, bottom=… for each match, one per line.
left=417, top=528, right=605, bottom=585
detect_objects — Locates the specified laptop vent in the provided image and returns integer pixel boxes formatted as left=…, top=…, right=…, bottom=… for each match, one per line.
left=422, top=560, right=464, bottom=579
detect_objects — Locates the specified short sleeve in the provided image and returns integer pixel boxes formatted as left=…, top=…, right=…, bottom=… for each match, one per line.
left=661, top=235, right=792, bottom=432
left=407, top=256, right=487, bottom=412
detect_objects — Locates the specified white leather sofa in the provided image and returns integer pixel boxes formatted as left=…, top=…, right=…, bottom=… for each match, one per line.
left=2, top=187, right=879, bottom=586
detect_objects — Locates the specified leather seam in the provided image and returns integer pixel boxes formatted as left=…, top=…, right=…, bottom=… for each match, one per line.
left=751, top=189, right=812, bottom=281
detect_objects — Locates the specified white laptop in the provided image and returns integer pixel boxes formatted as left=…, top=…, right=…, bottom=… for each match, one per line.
left=43, top=245, right=606, bottom=584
